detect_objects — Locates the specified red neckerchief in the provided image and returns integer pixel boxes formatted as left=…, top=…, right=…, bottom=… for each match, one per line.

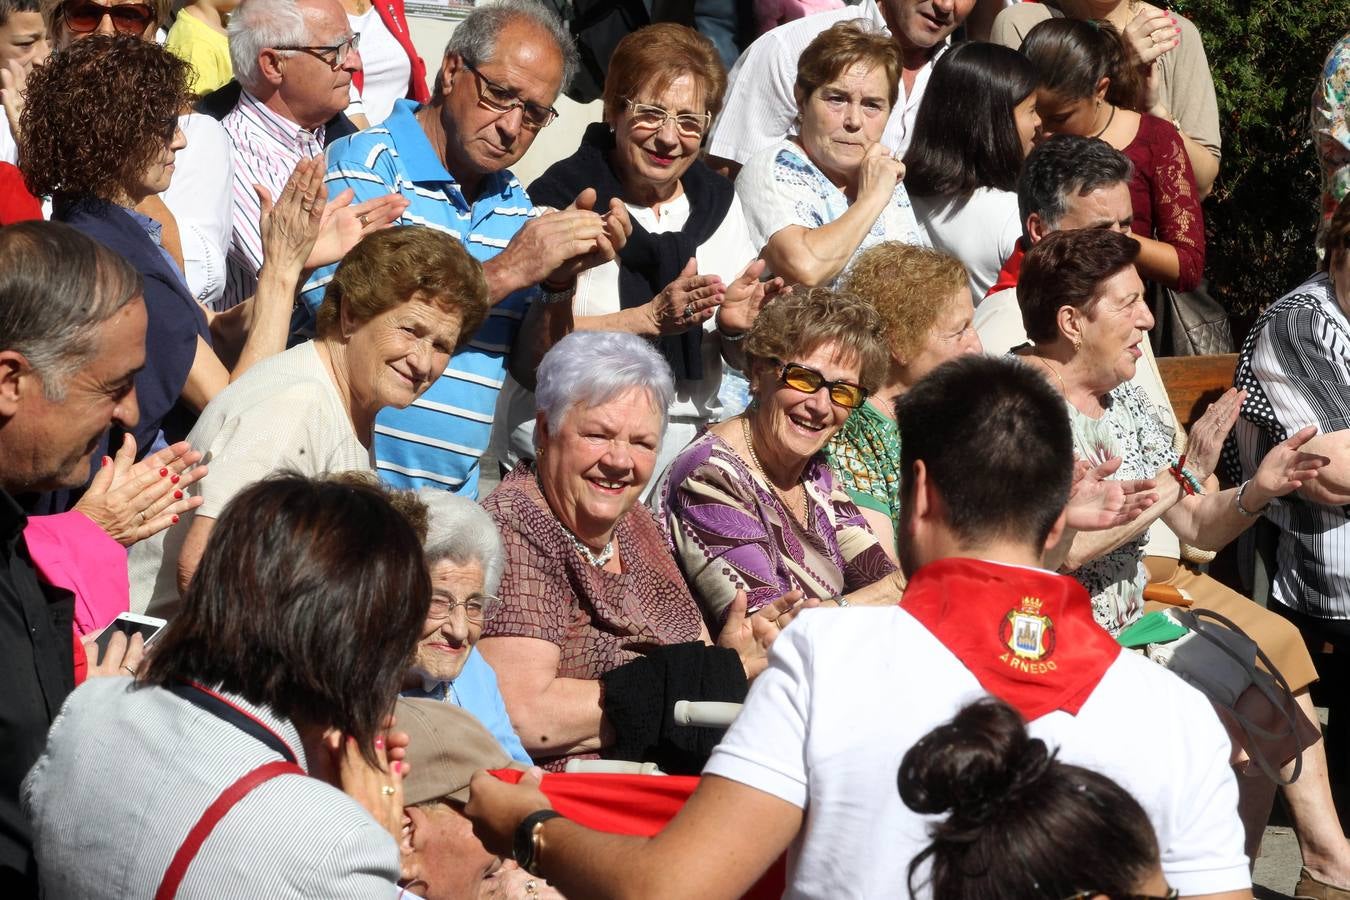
left=901, top=558, right=1120, bottom=720
left=984, top=238, right=1026, bottom=300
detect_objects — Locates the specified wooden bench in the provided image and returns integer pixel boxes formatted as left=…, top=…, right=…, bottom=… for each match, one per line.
left=1155, top=353, right=1238, bottom=432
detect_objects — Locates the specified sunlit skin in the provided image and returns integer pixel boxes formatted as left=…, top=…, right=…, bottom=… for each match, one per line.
left=0, top=11, right=48, bottom=71
left=273, top=0, right=362, bottom=130
left=748, top=341, right=862, bottom=481
left=1034, top=87, right=1109, bottom=141
left=409, top=559, right=486, bottom=685
left=3, top=298, right=146, bottom=491
left=1047, top=182, right=1135, bottom=235
left=54, top=0, right=157, bottom=49
left=880, top=0, right=977, bottom=60
left=1013, top=92, right=1041, bottom=158
left=1068, top=265, right=1154, bottom=391
left=535, top=388, right=663, bottom=552
left=608, top=73, right=707, bottom=209
left=898, top=287, right=983, bottom=386
left=428, top=18, right=563, bottom=199
left=124, top=124, right=186, bottom=203
left=795, top=62, right=893, bottom=191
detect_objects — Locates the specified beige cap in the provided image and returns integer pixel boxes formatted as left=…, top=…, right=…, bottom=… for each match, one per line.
left=397, top=697, right=528, bottom=805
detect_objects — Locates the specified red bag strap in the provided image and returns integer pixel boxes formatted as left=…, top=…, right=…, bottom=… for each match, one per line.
left=154, top=760, right=304, bottom=900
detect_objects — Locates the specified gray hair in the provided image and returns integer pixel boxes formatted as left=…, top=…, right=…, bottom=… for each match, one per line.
left=417, top=489, right=505, bottom=595
left=436, top=0, right=578, bottom=95
left=0, top=221, right=141, bottom=401
left=229, top=0, right=311, bottom=93
left=1018, top=135, right=1135, bottom=238
left=534, top=331, right=674, bottom=445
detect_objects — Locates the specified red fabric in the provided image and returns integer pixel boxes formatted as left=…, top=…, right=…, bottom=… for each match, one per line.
left=984, top=237, right=1026, bottom=299
left=1123, top=113, right=1206, bottom=292
left=489, top=769, right=787, bottom=899
left=0, top=163, right=41, bottom=224
left=72, top=630, right=88, bottom=686
left=901, top=558, right=1120, bottom=720
left=155, top=760, right=305, bottom=900
left=353, top=0, right=431, bottom=107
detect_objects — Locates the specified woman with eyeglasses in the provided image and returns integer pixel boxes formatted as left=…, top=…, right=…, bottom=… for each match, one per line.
left=395, top=487, right=532, bottom=765
left=499, top=23, right=784, bottom=489
left=479, top=331, right=813, bottom=774
left=901, top=697, right=1176, bottom=900
left=734, top=19, right=928, bottom=289
left=654, top=288, right=902, bottom=633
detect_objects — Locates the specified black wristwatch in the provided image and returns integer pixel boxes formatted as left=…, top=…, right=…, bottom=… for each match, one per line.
left=513, top=809, right=564, bottom=875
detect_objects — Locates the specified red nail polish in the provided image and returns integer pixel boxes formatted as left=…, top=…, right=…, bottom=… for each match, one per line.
left=173, top=490, right=183, bottom=500
left=375, top=736, right=386, bottom=750
left=159, top=468, right=168, bottom=477
left=393, top=761, right=402, bottom=774
left=171, top=515, right=179, bottom=524
left=170, top=474, right=180, bottom=484
left=102, top=457, right=111, bottom=467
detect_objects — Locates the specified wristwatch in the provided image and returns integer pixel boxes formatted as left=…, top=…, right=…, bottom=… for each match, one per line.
left=513, top=809, right=564, bottom=876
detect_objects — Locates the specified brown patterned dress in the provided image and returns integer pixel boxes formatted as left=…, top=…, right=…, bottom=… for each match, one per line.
left=481, top=466, right=705, bottom=767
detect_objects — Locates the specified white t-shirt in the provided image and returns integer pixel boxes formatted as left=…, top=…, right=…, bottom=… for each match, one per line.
left=707, top=1, right=942, bottom=165
left=347, top=8, right=412, bottom=126
left=491, top=194, right=759, bottom=487
left=704, top=605, right=1249, bottom=899
left=0, top=114, right=15, bottom=165
left=161, top=112, right=234, bottom=309
left=128, top=341, right=372, bottom=617
left=736, top=138, right=928, bottom=284
left=911, top=187, right=1021, bottom=300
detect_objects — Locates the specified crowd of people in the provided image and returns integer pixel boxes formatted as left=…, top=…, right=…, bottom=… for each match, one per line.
left=1, top=0, right=1349, bottom=897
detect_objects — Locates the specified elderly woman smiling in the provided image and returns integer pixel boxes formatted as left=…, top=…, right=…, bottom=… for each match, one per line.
left=129, top=227, right=489, bottom=616
left=655, top=288, right=902, bottom=628
left=479, top=331, right=807, bottom=772
left=734, top=19, right=928, bottom=288
left=500, top=23, right=781, bottom=484
left=400, top=488, right=531, bottom=765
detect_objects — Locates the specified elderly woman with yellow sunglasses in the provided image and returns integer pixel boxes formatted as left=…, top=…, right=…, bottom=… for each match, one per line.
left=653, top=288, right=903, bottom=634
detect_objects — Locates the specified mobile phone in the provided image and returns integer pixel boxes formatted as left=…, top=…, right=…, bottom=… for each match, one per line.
left=93, top=612, right=167, bottom=658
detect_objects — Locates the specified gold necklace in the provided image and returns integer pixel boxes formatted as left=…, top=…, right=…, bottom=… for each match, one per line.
left=1035, top=353, right=1070, bottom=398
left=741, top=416, right=808, bottom=526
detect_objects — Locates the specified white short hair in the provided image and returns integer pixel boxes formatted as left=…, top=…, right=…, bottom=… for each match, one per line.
left=417, top=489, right=504, bottom=595
left=534, top=331, right=674, bottom=446
left=438, top=0, right=578, bottom=92
left=229, top=0, right=311, bottom=93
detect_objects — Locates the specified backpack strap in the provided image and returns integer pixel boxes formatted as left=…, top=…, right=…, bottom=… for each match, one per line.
left=154, top=760, right=305, bottom=900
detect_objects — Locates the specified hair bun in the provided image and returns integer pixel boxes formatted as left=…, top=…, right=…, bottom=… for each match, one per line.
left=898, top=698, right=1054, bottom=830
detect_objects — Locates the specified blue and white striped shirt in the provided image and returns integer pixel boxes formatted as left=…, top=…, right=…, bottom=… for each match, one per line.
left=299, top=99, right=538, bottom=497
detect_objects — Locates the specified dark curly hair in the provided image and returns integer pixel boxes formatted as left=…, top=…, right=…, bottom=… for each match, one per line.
left=20, top=33, right=189, bottom=201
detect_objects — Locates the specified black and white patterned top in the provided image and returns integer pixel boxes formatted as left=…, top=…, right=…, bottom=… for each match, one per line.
left=1065, top=382, right=1177, bottom=635
left=1222, top=271, right=1350, bottom=620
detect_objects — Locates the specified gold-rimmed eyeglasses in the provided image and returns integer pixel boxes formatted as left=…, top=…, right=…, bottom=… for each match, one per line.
left=621, top=98, right=712, bottom=138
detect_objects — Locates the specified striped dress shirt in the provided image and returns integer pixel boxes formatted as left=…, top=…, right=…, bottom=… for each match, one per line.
left=222, top=90, right=326, bottom=308
left=1225, top=271, right=1350, bottom=619
left=299, top=99, right=538, bottom=497
left=24, top=677, right=400, bottom=898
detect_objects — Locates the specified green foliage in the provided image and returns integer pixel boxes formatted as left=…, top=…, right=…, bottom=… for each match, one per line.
left=1170, top=1, right=1350, bottom=316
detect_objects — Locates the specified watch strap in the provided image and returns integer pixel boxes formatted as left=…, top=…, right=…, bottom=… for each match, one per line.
left=513, top=808, right=564, bottom=875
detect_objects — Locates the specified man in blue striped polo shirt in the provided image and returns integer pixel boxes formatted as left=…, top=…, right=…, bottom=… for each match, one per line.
left=299, top=0, right=629, bottom=497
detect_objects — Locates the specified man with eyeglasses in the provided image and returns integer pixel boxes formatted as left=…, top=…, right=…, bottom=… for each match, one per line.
left=299, top=0, right=631, bottom=499
left=399, top=489, right=531, bottom=765
left=205, top=0, right=376, bottom=308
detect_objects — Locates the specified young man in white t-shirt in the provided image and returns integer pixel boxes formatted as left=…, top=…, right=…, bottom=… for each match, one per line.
left=464, top=355, right=1251, bottom=900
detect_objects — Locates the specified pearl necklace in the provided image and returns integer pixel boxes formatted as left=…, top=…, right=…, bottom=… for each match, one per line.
left=741, top=416, right=808, bottom=525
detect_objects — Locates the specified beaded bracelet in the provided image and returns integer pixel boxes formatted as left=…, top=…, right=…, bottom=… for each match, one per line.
left=1168, top=454, right=1205, bottom=496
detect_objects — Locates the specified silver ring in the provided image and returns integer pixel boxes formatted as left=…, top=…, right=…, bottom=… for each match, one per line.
left=380, top=785, right=396, bottom=796
left=683, top=303, right=695, bottom=318
left=300, top=202, right=314, bottom=212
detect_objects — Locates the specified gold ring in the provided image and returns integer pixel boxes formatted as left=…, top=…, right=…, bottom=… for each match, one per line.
left=358, top=213, right=370, bottom=227
left=381, top=785, right=396, bottom=796
left=121, top=664, right=136, bottom=675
